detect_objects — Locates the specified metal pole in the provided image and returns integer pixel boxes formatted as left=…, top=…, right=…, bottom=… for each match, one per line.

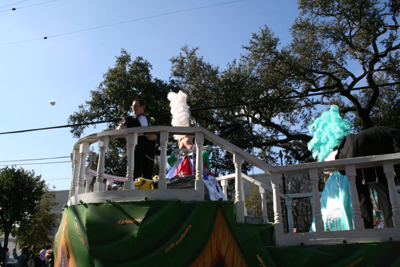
left=279, top=150, right=289, bottom=232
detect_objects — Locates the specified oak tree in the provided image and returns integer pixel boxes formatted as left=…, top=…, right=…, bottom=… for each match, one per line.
left=0, top=166, right=46, bottom=264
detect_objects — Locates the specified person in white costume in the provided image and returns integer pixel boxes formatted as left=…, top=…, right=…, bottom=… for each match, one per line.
left=166, top=91, right=226, bottom=200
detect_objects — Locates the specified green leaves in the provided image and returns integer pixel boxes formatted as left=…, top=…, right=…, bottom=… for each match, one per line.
left=11, top=185, right=60, bottom=248
left=69, top=49, right=173, bottom=138
left=0, top=166, right=48, bottom=250
left=69, top=0, right=400, bottom=172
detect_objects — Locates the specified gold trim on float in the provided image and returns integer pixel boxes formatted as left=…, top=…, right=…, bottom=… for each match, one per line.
left=75, top=217, right=86, bottom=245
left=117, top=218, right=142, bottom=225
left=190, top=210, right=249, bottom=267
left=165, top=225, right=193, bottom=253
left=55, top=210, right=78, bottom=267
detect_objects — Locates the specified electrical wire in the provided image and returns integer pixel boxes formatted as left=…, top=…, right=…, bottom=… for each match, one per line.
left=0, top=156, right=70, bottom=163
left=0, top=0, right=58, bottom=12
left=0, top=0, right=244, bottom=45
left=0, top=119, right=118, bottom=135
left=189, top=82, right=400, bottom=112
left=0, top=156, right=71, bottom=182
left=0, top=160, right=71, bottom=167
left=0, top=0, right=28, bottom=9
left=0, top=81, right=398, bottom=136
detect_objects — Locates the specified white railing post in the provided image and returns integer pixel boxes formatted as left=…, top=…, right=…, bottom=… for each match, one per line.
left=286, top=198, right=294, bottom=233
left=221, top=179, right=228, bottom=199
left=195, top=132, right=205, bottom=193
left=69, top=148, right=80, bottom=199
left=85, top=168, right=92, bottom=193
left=383, top=161, right=400, bottom=227
left=309, top=168, right=324, bottom=232
left=271, top=173, right=284, bottom=234
left=259, top=187, right=269, bottom=223
left=234, top=153, right=245, bottom=223
left=94, top=136, right=109, bottom=192
left=158, top=131, right=168, bottom=190
left=125, top=133, right=137, bottom=190
left=75, top=142, right=89, bottom=196
left=242, top=179, right=247, bottom=216
left=345, top=164, right=365, bottom=229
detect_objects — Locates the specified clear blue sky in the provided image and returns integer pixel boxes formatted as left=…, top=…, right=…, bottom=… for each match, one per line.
left=0, top=0, right=300, bottom=190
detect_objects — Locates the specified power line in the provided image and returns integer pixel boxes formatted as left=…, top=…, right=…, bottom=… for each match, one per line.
left=0, top=156, right=70, bottom=163
left=0, top=160, right=71, bottom=167
left=0, top=0, right=244, bottom=45
left=0, top=0, right=28, bottom=9
left=190, top=82, right=400, bottom=112
left=0, top=0, right=58, bottom=12
left=0, top=81, right=398, bottom=136
left=0, top=119, right=118, bottom=135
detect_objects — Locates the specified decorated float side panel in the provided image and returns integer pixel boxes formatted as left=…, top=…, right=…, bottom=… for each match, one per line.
left=53, top=200, right=400, bottom=267
left=54, top=201, right=274, bottom=267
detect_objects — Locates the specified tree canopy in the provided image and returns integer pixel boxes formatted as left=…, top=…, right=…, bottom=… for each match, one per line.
left=69, top=49, right=176, bottom=176
left=69, top=0, right=400, bottom=174
left=11, top=185, right=60, bottom=248
left=0, top=166, right=46, bottom=262
left=170, top=0, right=400, bottom=165
left=68, top=49, right=174, bottom=138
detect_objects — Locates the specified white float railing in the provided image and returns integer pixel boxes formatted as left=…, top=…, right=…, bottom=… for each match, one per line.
left=259, top=153, right=400, bottom=246
left=217, top=155, right=400, bottom=246
left=67, top=126, right=279, bottom=223
left=67, top=126, right=400, bottom=246
left=217, top=173, right=291, bottom=225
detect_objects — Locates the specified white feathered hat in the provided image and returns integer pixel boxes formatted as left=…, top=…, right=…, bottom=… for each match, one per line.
left=168, top=91, right=190, bottom=140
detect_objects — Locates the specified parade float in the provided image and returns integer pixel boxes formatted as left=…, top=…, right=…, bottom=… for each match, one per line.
left=54, top=94, right=400, bottom=266
left=54, top=124, right=400, bottom=267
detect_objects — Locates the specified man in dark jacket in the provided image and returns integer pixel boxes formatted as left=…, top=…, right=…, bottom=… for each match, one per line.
left=336, top=126, right=400, bottom=228
left=117, top=99, right=157, bottom=179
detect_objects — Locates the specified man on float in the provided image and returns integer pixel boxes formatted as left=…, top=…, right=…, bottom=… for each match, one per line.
left=117, top=99, right=157, bottom=179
